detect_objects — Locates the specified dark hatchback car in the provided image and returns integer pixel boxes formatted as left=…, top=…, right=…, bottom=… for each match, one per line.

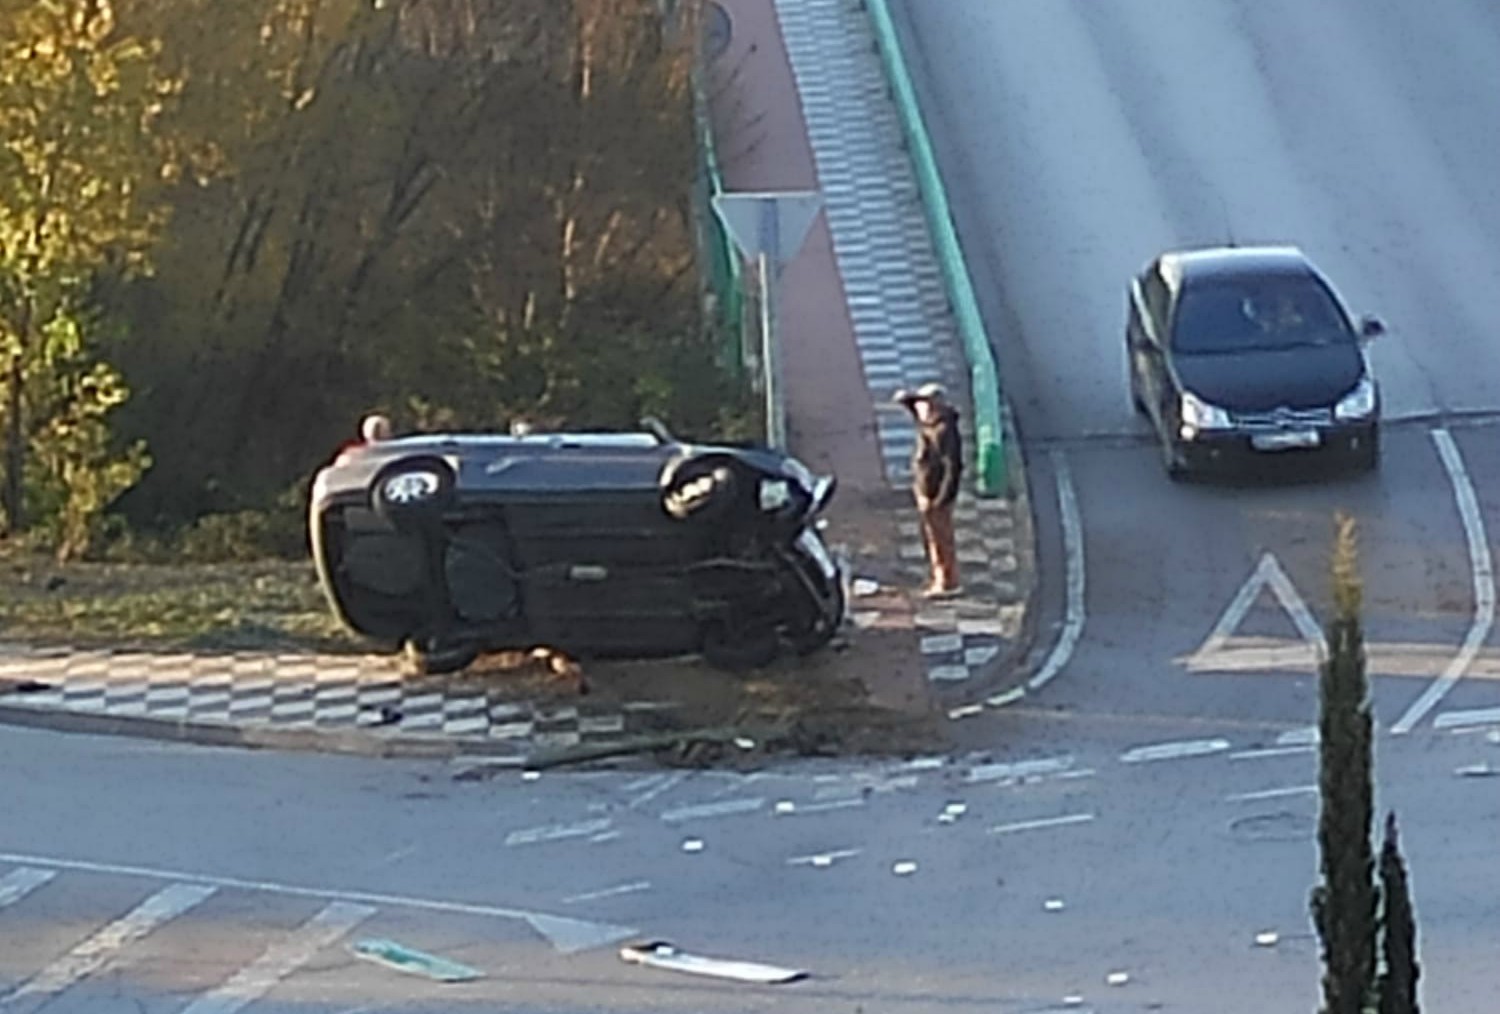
left=309, top=428, right=846, bottom=674
left=1126, top=246, right=1383, bottom=479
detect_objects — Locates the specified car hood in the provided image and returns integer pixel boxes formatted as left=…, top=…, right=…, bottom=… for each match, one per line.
left=1172, top=344, right=1364, bottom=412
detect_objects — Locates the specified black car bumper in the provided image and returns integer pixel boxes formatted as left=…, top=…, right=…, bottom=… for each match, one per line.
left=1179, top=419, right=1378, bottom=471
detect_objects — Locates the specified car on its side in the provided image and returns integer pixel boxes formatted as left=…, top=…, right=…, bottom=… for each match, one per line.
left=1126, top=245, right=1383, bottom=479
left=309, top=426, right=846, bottom=674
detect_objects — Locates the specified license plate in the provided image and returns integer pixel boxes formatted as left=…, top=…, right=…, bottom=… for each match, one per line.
left=1251, top=429, right=1321, bottom=452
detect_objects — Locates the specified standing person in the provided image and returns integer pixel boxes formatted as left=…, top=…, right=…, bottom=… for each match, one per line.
left=895, top=382, right=963, bottom=597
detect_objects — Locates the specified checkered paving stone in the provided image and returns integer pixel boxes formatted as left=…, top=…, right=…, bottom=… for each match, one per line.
left=0, top=648, right=661, bottom=749
left=778, top=0, right=1028, bottom=683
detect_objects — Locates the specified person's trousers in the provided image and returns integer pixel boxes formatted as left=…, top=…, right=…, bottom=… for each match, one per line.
left=919, top=500, right=960, bottom=591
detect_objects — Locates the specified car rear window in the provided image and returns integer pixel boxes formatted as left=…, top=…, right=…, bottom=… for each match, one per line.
left=1172, top=274, right=1351, bottom=353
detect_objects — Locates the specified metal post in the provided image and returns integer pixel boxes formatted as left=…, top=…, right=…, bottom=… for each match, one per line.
left=758, top=251, right=785, bottom=449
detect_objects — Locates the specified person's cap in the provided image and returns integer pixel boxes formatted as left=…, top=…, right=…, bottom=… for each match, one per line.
left=914, top=382, right=947, bottom=402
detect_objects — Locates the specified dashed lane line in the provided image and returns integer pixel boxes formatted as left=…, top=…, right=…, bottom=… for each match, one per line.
left=986, top=813, right=1097, bottom=836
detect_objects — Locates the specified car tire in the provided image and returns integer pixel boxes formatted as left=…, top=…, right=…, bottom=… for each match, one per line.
left=402, top=637, right=478, bottom=676
left=701, top=621, right=780, bottom=672
left=661, top=455, right=740, bottom=523
left=372, top=456, right=457, bottom=529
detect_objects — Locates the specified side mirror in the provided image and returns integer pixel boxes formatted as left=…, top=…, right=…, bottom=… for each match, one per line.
left=1358, top=315, right=1385, bottom=340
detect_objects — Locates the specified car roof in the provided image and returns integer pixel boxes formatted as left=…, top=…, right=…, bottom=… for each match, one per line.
left=1157, top=245, right=1315, bottom=290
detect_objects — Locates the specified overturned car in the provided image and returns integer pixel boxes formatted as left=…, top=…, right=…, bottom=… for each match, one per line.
left=309, top=426, right=847, bottom=674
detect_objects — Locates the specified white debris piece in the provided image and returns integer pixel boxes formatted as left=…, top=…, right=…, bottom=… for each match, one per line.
left=681, top=839, right=705, bottom=853
left=733, top=737, right=756, bottom=751
left=521, top=770, right=541, bottom=782
left=1255, top=931, right=1280, bottom=947
left=948, top=704, right=984, bottom=720
left=891, top=861, right=918, bottom=876
left=1456, top=763, right=1497, bottom=778
left=1061, top=996, right=1084, bottom=1007
left=938, top=801, right=968, bottom=824
left=620, top=941, right=806, bottom=984
left=852, top=578, right=881, bottom=597
left=1044, top=898, right=1066, bottom=912
left=774, top=800, right=796, bottom=815
left=1106, top=971, right=1130, bottom=986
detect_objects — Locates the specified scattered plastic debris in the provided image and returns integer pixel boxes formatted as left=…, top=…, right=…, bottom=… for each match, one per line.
left=619, top=941, right=807, bottom=984
left=938, top=801, right=968, bottom=824
left=521, top=770, right=541, bottom=782
left=774, top=800, right=797, bottom=815
left=948, top=704, right=984, bottom=720
left=681, top=838, right=705, bottom=853
left=891, top=861, right=918, bottom=876
left=733, top=737, right=756, bottom=751
left=788, top=848, right=861, bottom=868
left=350, top=939, right=482, bottom=983
left=852, top=578, right=881, bottom=597
left=1106, top=971, right=1130, bottom=986
left=1456, top=763, right=1497, bottom=778
left=985, top=686, right=1026, bottom=708
left=1044, top=898, right=1066, bottom=912
left=1255, top=931, right=1280, bottom=947
left=1061, top=997, right=1085, bottom=1007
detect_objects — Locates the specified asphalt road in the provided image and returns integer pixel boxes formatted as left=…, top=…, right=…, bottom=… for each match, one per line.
left=0, top=719, right=1495, bottom=1013
left=892, top=0, right=1500, bottom=736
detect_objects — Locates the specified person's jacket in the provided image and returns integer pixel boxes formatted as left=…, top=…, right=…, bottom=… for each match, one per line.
left=912, top=403, right=963, bottom=508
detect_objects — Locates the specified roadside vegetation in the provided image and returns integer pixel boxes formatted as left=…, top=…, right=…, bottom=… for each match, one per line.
left=0, top=0, right=748, bottom=647
left=1312, top=515, right=1421, bottom=1014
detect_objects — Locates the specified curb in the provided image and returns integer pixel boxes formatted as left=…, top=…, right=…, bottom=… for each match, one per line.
left=0, top=701, right=528, bottom=762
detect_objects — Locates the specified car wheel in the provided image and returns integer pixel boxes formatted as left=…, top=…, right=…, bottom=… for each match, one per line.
left=372, top=456, right=456, bottom=529
left=661, top=455, right=740, bottom=522
left=402, top=637, right=478, bottom=676
left=701, top=621, right=780, bottom=672
left=787, top=583, right=844, bottom=656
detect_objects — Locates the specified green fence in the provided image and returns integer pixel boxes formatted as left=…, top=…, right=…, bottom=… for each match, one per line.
left=866, top=0, right=1007, bottom=497
left=692, top=66, right=749, bottom=383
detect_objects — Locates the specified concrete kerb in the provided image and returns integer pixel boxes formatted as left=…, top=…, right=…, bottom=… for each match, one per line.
left=0, top=701, right=527, bottom=762
left=860, top=0, right=1041, bottom=710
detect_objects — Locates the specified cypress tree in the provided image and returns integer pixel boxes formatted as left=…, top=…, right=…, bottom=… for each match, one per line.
left=1378, top=812, right=1421, bottom=1014
left=1310, top=514, right=1378, bottom=1014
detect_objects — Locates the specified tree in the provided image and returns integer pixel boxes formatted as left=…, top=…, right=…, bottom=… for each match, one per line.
left=1378, top=812, right=1421, bottom=1014
left=0, top=0, right=170, bottom=538
left=1310, top=513, right=1379, bottom=1014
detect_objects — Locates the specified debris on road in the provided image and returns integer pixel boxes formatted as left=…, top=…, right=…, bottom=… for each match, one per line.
left=947, top=704, right=984, bottom=720
left=937, top=802, right=967, bottom=824
left=681, top=838, right=705, bottom=853
left=521, top=770, right=541, bottom=781
left=891, top=860, right=918, bottom=876
left=774, top=800, right=797, bottom=815
left=787, top=848, right=861, bottom=868
left=733, top=737, right=756, bottom=751
left=350, top=939, right=482, bottom=983
left=1044, top=898, right=1066, bottom=912
left=1105, top=971, right=1130, bottom=986
left=852, top=578, right=880, bottom=597
left=1255, top=931, right=1280, bottom=947
left=619, top=941, right=807, bottom=984
left=985, top=686, right=1025, bottom=708
left=1455, top=762, right=1497, bottom=778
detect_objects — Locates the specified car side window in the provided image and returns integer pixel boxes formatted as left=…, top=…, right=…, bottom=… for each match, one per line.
left=1143, top=268, right=1170, bottom=337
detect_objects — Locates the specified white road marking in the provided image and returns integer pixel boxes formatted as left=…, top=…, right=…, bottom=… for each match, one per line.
left=0, top=849, right=636, bottom=953
left=1230, top=745, right=1316, bottom=761
left=2, top=882, right=217, bottom=1008
left=626, top=772, right=688, bottom=811
left=179, top=902, right=375, bottom=1014
left=505, top=819, right=613, bottom=847
left=1028, top=451, right=1084, bottom=691
left=986, top=812, right=1096, bottom=836
left=1432, top=706, right=1500, bottom=731
left=1184, top=553, right=1325, bottom=672
left=964, top=754, right=1076, bottom=784
left=562, top=881, right=652, bottom=905
left=787, top=849, right=862, bottom=867
left=1393, top=429, right=1495, bottom=734
left=658, top=798, right=765, bottom=823
left=782, top=797, right=866, bottom=815
left=1276, top=726, right=1319, bottom=747
left=1119, top=738, right=1231, bottom=764
left=1225, top=785, right=1318, bottom=803
left=0, top=867, right=55, bottom=909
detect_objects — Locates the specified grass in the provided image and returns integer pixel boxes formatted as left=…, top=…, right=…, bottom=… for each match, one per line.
left=0, top=544, right=358, bottom=652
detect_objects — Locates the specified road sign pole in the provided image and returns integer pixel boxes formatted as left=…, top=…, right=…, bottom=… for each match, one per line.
left=758, top=251, right=785, bottom=449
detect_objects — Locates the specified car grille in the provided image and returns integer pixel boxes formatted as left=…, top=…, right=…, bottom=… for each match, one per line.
left=1233, top=407, right=1333, bottom=430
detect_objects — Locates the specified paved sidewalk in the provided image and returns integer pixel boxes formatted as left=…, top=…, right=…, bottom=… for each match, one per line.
left=713, top=0, right=1033, bottom=690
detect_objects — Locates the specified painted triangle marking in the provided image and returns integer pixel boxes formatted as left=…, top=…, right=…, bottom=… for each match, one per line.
left=1183, top=553, right=1325, bottom=673
left=525, top=913, right=638, bottom=955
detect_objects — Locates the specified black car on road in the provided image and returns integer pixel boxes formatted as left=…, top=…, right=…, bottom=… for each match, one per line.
left=1126, top=245, right=1383, bottom=479
left=309, top=427, right=846, bottom=674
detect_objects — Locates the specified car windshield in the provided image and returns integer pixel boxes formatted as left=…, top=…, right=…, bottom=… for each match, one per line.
left=1171, top=275, right=1352, bottom=354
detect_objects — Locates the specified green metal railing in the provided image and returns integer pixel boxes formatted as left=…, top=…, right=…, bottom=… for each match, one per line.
left=866, top=0, right=1007, bottom=497
left=692, top=66, right=749, bottom=383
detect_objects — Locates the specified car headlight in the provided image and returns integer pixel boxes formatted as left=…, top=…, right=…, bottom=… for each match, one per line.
left=1179, top=392, right=1233, bottom=433
left=1335, top=377, right=1377, bottom=421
